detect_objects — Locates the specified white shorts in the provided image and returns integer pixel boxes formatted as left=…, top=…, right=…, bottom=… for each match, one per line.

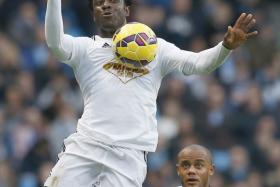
left=44, top=133, right=148, bottom=187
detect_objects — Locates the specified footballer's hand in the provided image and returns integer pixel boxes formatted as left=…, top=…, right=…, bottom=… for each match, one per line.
left=223, top=13, right=258, bottom=50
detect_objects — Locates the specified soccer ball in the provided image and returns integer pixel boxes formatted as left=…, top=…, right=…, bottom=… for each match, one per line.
left=112, top=22, right=158, bottom=68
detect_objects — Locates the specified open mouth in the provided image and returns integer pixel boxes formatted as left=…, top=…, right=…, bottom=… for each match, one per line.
left=103, top=12, right=113, bottom=17
left=187, top=178, right=199, bottom=184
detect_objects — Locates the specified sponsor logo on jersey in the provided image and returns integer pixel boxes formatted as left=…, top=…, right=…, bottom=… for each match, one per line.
left=103, top=58, right=149, bottom=83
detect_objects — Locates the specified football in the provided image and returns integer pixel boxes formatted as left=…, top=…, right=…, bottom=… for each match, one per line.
left=112, top=22, right=158, bottom=69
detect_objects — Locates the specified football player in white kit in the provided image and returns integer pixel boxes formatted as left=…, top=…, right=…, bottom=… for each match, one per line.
left=44, top=0, right=258, bottom=186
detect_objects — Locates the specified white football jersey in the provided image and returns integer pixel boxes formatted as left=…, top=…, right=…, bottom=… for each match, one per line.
left=65, top=35, right=162, bottom=151
left=59, top=35, right=230, bottom=152
left=45, top=0, right=231, bottom=152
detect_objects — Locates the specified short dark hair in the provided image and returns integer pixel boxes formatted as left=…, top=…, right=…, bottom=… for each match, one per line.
left=177, top=144, right=213, bottom=164
left=88, top=0, right=133, bottom=11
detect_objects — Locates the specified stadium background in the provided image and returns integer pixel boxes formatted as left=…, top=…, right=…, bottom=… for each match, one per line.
left=0, top=0, right=280, bottom=186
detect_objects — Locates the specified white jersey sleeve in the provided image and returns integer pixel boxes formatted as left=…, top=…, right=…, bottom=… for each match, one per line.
left=45, top=0, right=88, bottom=67
left=157, top=38, right=231, bottom=77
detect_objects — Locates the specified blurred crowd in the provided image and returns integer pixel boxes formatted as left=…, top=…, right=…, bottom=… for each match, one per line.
left=0, top=0, right=280, bottom=187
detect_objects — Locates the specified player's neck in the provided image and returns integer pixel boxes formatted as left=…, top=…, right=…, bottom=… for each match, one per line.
left=98, top=21, right=127, bottom=38
left=99, top=29, right=115, bottom=38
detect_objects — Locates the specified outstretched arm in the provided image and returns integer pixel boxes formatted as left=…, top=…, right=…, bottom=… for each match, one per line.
left=45, top=0, right=73, bottom=61
left=160, top=13, right=257, bottom=76
left=159, top=40, right=231, bottom=76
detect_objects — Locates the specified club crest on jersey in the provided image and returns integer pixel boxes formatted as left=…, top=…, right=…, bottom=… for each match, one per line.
left=103, top=58, right=149, bottom=83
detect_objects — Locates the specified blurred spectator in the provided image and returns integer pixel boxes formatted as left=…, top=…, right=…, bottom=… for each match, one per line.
left=0, top=160, right=16, bottom=187
left=265, top=148, right=280, bottom=186
left=225, top=146, right=250, bottom=183
left=37, top=161, right=54, bottom=187
left=211, top=173, right=227, bottom=187
left=48, top=104, right=77, bottom=159
left=228, top=82, right=266, bottom=146
left=165, top=0, right=199, bottom=48
left=246, top=171, right=263, bottom=187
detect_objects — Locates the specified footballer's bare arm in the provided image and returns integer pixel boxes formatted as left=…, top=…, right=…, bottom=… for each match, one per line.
left=222, top=13, right=258, bottom=50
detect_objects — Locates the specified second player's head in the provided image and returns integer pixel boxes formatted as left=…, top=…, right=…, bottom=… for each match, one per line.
left=88, top=0, right=132, bottom=37
left=176, top=145, right=215, bottom=187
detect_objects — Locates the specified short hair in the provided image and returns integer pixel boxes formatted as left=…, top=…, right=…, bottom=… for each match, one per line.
left=88, top=0, right=133, bottom=11
left=177, top=144, right=213, bottom=164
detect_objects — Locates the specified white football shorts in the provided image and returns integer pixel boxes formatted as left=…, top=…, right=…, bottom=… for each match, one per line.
left=44, top=133, right=148, bottom=187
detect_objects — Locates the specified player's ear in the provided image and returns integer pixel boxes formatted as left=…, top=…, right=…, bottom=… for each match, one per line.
left=125, top=6, right=130, bottom=17
left=209, top=164, right=215, bottom=176
left=176, top=164, right=180, bottom=176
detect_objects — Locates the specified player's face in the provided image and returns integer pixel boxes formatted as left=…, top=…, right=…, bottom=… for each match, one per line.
left=92, top=0, right=129, bottom=36
left=177, top=149, right=214, bottom=187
